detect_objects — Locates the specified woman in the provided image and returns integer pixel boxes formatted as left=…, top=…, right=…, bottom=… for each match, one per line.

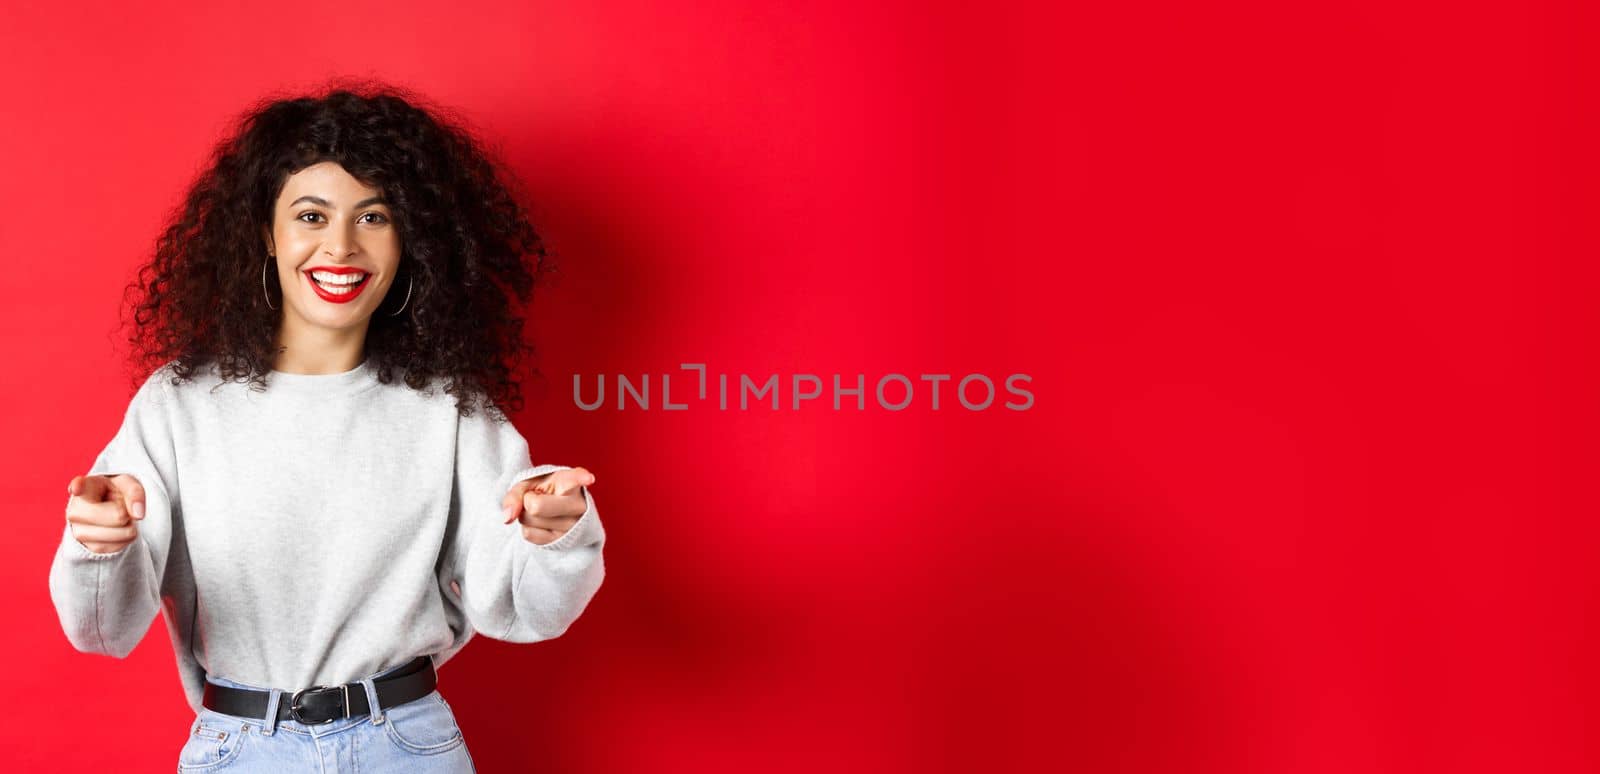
left=46, top=82, right=606, bottom=772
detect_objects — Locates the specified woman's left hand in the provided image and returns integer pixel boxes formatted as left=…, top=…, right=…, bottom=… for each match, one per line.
left=502, top=467, right=595, bottom=545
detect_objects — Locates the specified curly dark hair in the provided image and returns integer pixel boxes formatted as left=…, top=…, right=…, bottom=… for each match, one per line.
left=116, top=78, right=553, bottom=418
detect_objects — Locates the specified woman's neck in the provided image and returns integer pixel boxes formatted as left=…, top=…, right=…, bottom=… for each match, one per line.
left=269, top=337, right=368, bottom=375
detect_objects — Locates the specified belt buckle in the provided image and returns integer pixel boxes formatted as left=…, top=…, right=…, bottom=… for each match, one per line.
left=289, top=683, right=350, bottom=725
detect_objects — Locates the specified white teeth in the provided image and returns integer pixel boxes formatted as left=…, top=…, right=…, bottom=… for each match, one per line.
left=310, top=270, right=367, bottom=285
left=315, top=279, right=358, bottom=295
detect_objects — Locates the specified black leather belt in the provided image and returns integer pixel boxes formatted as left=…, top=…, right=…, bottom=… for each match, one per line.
left=201, top=656, right=437, bottom=725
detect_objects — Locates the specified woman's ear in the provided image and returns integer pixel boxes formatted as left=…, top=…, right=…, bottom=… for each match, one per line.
left=261, top=225, right=274, bottom=256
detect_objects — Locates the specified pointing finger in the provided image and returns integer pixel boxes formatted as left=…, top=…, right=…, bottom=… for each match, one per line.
left=71, top=474, right=112, bottom=502
left=502, top=468, right=595, bottom=524
left=550, top=467, right=595, bottom=497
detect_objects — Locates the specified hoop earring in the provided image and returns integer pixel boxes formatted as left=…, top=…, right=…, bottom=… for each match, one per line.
left=387, top=274, right=414, bottom=317
left=262, top=255, right=278, bottom=311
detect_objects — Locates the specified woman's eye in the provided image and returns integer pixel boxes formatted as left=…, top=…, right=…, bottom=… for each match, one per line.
left=295, top=212, right=387, bottom=224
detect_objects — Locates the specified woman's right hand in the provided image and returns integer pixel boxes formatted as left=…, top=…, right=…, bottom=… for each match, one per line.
left=63, top=474, right=147, bottom=555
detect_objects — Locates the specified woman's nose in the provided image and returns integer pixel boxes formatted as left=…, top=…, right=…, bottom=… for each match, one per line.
left=322, top=228, right=358, bottom=257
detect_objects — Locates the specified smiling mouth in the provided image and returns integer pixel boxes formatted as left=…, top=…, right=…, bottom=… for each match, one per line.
left=304, top=270, right=372, bottom=302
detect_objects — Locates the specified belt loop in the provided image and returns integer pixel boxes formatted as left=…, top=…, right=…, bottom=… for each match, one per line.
left=361, top=677, right=384, bottom=725
left=263, top=688, right=282, bottom=735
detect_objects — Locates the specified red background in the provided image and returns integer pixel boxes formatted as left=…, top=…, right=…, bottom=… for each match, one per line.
left=1, top=1, right=1590, bottom=771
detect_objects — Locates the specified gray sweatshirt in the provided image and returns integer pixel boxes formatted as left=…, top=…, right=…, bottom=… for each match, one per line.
left=47, top=358, right=605, bottom=713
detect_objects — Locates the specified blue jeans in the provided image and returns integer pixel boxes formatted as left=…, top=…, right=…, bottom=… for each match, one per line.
left=177, top=659, right=476, bottom=772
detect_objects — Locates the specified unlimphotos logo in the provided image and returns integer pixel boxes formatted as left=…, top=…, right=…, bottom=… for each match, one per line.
left=574, top=364, right=1034, bottom=411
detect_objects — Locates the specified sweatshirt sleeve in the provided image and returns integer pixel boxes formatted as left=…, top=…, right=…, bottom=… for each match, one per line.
left=48, top=367, right=181, bottom=658
left=440, top=403, right=606, bottom=644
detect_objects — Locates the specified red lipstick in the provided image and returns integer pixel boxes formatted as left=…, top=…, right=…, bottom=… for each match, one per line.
left=303, top=267, right=372, bottom=304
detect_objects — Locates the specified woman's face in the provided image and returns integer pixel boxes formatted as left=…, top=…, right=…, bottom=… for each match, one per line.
left=263, top=161, right=403, bottom=334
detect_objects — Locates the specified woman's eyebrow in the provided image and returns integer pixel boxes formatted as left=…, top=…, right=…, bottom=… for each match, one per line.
left=288, top=195, right=389, bottom=208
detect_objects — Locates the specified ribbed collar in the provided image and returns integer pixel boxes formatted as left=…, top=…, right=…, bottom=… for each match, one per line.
left=264, top=357, right=380, bottom=395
